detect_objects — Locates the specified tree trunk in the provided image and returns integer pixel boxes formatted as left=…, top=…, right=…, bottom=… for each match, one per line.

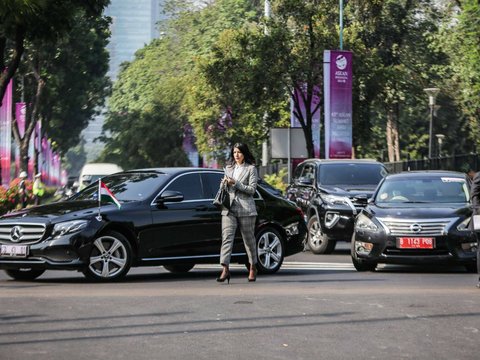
left=12, top=60, right=45, bottom=175
left=386, top=110, right=394, bottom=162
left=386, top=107, right=401, bottom=162
left=393, top=103, right=401, bottom=161
left=0, top=28, right=26, bottom=106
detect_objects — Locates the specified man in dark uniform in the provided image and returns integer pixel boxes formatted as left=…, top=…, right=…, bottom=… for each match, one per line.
left=469, top=171, right=480, bottom=288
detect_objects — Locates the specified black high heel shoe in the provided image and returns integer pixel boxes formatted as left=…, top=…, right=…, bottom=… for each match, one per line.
left=248, top=266, right=257, bottom=282
left=216, top=269, right=230, bottom=284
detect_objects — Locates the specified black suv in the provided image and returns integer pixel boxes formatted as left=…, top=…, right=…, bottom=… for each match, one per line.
left=287, top=159, right=388, bottom=254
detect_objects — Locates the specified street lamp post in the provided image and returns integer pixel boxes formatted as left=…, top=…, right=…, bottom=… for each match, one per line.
left=424, top=88, right=440, bottom=160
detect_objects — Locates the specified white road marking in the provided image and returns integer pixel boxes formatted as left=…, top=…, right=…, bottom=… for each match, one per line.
left=195, top=261, right=355, bottom=271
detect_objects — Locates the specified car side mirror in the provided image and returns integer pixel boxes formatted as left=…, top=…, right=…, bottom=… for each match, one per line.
left=297, top=177, right=314, bottom=186
left=155, top=190, right=184, bottom=204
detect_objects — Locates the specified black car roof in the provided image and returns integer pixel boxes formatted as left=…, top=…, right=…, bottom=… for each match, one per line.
left=121, top=167, right=223, bottom=175
left=299, top=159, right=384, bottom=165
left=385, top=170, right=466, bottom=180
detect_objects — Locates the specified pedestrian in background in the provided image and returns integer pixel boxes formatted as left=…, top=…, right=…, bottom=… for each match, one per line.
left=18, top=171, right=28, bottom=208
left=217, top=142, right=258, bottom=284
left=469, top=170, right=480, bottom=289
left=32, top=173, right=45, bottom=205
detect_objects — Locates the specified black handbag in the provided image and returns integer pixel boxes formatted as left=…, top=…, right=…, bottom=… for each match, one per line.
left=213, top=183, right=230, bottom=209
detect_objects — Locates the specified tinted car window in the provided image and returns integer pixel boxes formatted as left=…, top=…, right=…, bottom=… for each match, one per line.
left=72, top=172, right=167, bottom=201
left=293, top=163, right=304, bottom=179
left=202, top=172, right=224, bottom=199
left=319, top=163, right=386, bottom=185
left=164, top=173, right=203, bottom=200
left=301, top=164, right=316, bottom=180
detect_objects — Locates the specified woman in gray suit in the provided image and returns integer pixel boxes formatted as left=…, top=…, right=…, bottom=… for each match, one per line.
left=217, top=143, right=258, bottom=283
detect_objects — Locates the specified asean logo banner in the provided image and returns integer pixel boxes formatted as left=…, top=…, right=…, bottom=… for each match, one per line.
left=323, top=50, right=353, bottom=159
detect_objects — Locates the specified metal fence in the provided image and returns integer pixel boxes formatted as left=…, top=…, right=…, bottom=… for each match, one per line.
left=385, top=153, right=480, bottom=174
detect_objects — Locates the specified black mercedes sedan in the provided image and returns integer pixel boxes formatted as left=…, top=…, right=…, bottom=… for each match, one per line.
left=0, top=168, right=306, bottom=281
left=351, top=171, right=477, bottom=272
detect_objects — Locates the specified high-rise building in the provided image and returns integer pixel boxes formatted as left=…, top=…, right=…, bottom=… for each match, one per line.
left=81, top=0, right=165, bottom=161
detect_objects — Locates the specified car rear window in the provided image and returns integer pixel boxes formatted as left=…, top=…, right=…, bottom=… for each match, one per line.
left=319, top=163, right=387, bottom=186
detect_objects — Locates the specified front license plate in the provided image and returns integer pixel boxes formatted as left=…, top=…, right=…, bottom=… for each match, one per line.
left=397, top=237, right=435, bottom=249
left=0, top=244, right=29, bottom=258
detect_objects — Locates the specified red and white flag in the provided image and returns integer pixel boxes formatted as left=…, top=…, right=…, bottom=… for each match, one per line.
left=98, top=180, right=121, bottom=208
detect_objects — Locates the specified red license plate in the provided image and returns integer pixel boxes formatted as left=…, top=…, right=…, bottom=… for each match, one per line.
left=397, top=237, right=435, bottom=249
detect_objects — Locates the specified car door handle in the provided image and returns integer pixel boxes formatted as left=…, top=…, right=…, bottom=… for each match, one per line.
left=195, top=205, right=209, bottom=211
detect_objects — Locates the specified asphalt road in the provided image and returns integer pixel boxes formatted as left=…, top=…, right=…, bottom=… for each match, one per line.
left=1, top=244, right=478, bottom=360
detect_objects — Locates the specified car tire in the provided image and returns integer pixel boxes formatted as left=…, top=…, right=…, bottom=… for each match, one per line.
left=164, top=264, right=195, bottom=273
left=255, top=227, right=285, bottom=274
left=307, top=215, right=336, bottom=254
left=4, top=269, right=45, bottom=281
left=351, top=235, right=377, bottom=272
left=82, top=231, right=132, bottom=282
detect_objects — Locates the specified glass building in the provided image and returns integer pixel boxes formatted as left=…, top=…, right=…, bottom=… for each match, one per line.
left=81, top=0, right=165, bottom=161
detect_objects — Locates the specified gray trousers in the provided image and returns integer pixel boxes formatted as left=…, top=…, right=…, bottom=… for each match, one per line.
left=220, top=214, right=257, bottom=266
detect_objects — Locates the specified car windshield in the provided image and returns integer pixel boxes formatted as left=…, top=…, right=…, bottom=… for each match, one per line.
left=319, top=163, right=387, bottom=186
left=71, top=172, right=168, bottom=202
left=375, top=176, right=469, bottom=203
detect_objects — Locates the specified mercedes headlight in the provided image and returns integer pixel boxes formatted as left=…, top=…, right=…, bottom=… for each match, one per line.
left=52, top=220, right=88, bottom=238
left=356, top=213, right=378, bottom=231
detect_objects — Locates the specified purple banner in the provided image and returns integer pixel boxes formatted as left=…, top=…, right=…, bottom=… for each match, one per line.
left=14, top=102, right=27, bottom=176
left=35, top=120, right=42, bottom=175
left=0, top=80, right=13, bottom=186
left=291, top=84, right=321, bottom=158
left=323, top=50, right=353, bottom=159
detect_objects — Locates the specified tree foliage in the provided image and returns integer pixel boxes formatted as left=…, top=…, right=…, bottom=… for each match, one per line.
left=101, top=0, right=480, bottom=166
left=0, top=0, right=109, bottom=104
left=99, top=0, right=263, bottom=167
left=10, top=3, right=111, bottom=172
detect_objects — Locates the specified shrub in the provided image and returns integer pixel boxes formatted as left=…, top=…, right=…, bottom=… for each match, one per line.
left=263, top=168, right=288, bottom=195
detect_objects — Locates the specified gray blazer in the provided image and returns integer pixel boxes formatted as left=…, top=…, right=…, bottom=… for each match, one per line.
left=221, top=163, right=258, bottom=216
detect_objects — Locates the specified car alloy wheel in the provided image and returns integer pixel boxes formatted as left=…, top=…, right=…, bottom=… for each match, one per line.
left=256, top=227, right=284, bottom=274
left=83, top=231, right=132, bottom=281
left=5, top=269, right=45, bottom=281
left=307, top=215, right=336, bottom=254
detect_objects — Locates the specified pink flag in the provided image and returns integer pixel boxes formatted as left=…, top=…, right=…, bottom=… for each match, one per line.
left=0, top=80, right=12, bottom=186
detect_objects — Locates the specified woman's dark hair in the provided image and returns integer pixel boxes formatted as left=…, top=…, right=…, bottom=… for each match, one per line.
left=229, top=143, right=255, bottom=165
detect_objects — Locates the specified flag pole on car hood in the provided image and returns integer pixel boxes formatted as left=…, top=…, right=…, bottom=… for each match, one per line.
left=96, top=179, right=102, bottom=221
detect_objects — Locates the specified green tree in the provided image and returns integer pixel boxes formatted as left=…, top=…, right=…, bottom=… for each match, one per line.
left=11, top=6, right=111, bottom=172
left=99, top=105, right=189, bottom=168
left=100, top=0, right=262, bottom=166
left=434, top=0, right=480, bottom=154
left=188, top=0, right=339, bottom=160
left=0, top=0, right=109, bottom=105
